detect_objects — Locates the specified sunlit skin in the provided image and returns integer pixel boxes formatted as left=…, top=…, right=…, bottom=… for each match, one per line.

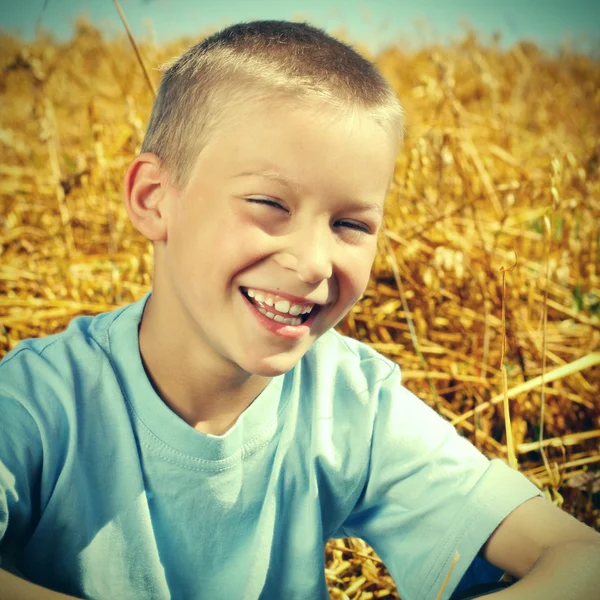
left=125, top=98, right=398, bottom=433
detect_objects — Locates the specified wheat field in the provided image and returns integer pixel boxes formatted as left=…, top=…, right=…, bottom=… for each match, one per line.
left=1, top=19, right=599, bottom=599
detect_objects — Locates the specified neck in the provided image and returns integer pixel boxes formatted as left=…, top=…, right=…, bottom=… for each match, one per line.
left=138, top=293, right=271, bottom=435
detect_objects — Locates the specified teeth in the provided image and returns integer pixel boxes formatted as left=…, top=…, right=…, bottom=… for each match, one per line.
left=244, top=288, right=315, bottom=317
left=257, top=306, right=302, bottom=326
left=274, top=300, right=290, bottom=313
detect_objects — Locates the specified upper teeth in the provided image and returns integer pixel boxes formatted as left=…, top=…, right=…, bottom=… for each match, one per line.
left=245, top=288, right=314, bottom=316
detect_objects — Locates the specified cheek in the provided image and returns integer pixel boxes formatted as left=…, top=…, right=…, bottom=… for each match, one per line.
left=225, top=226, right=277, bottom=270
left=166, top=215, right=223, bottom=294
left=338, top=248, right=376, bottom=302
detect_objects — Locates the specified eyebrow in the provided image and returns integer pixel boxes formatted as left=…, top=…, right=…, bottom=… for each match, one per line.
left=233, top=170, right=384, bottom=217
left=233, top=169, right=297, bottom=188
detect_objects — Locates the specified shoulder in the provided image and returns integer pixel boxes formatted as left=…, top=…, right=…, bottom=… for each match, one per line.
left=0, top=296, right=146, bottom=420
left=1, top=298, right=138, bottom=367
left=286, top=330, right=402, bottom=521
left=0, top=295, right=146, bottom=373
left=296, top=328, right=401, bottom=426
left=308, top=328, right=398, bottom=382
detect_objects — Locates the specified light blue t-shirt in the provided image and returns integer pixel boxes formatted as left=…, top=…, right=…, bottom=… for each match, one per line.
left=0, top=293, right=542, bottom=600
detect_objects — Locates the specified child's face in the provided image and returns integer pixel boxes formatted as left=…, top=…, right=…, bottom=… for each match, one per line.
left=158, top=99, right=397, bottom=376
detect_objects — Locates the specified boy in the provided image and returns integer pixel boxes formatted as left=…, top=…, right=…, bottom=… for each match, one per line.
left=0, top=20, right=599, bottom=600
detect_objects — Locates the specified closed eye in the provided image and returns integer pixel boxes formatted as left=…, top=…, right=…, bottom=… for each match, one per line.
left=247, top=198, right=288, bottom=212
left=335, top=220, right=371, bottom=234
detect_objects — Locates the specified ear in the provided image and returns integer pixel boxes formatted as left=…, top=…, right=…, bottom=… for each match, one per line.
left=124, top=153, right=172, bottom=242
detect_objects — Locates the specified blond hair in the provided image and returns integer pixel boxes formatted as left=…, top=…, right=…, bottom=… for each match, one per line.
left=141, top=20, right=404, bottom=187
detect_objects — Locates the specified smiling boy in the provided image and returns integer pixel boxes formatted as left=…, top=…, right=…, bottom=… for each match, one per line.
left=133, top=88, right=396, bottom=434
left=1, top=20, right=599, bottom=600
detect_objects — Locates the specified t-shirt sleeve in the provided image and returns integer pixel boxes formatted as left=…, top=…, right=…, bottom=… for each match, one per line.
left=337, top=365, right=543, bottom=600
left=0, top=361, right=44, bottom=571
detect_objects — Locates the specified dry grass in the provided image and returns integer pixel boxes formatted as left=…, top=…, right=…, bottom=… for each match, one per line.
left=1, top=19, right=599, bottom=599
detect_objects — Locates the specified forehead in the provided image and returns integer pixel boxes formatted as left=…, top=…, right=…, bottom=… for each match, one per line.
left=195, top=98, right=397, bottom=199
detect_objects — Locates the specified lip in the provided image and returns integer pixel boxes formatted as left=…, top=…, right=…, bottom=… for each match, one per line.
left=240, top=288, right=320, bottom=339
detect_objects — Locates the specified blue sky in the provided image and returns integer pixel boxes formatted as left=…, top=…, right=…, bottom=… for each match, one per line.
left=1, top=0, right=599, bottom=53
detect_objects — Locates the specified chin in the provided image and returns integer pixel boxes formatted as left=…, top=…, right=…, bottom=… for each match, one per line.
left=243, top=352, right=306, bottom=378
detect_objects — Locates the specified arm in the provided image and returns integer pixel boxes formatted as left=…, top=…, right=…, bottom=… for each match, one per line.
left=0, top=570, right=81, bottom=600
left=479, top=495, right=600, bottom=600
left=0, top=363, right=74, bottom=599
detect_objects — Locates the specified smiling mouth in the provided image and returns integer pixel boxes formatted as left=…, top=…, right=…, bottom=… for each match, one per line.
left=240, top=287, right=317, bottom=325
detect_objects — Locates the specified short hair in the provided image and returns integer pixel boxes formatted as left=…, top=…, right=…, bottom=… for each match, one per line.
left=141, top=20, right=404, bottom=187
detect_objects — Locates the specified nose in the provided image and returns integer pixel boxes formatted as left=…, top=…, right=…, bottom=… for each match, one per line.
left=275, top=225, right=333, bottom=284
